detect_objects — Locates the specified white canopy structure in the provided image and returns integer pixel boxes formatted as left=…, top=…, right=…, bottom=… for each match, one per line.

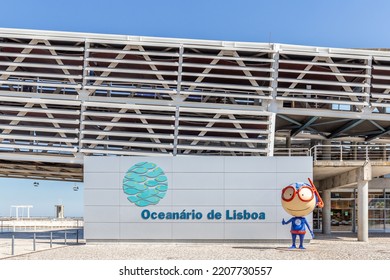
left=0, top=28, right=390, bottom=182
left=10, top=205, right=33, bottom=219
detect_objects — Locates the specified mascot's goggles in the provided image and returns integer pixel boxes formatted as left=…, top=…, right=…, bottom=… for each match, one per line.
left=281, top=185, right=314, bottom=202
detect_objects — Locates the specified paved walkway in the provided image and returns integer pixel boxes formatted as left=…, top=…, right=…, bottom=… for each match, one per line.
left=1, top=233, right=390, bottom=260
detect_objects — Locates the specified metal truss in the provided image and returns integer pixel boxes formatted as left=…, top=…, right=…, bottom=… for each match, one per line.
left=1, top=28, right=390, bottom=180
left=0, top=160, right=82, bottom=181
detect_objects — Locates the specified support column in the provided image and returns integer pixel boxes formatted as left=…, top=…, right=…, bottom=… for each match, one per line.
left=357, top=162, right=371, bottom=242
left=322, top=140, right=332, bottom=160
left=352, top=189, right=356, bottom=233
left=286, top=136, right=291, bottom=148
left=322, top=189, right=332, bottom=234
left=267, top=113, right=276, bottom=156
left=266, top=44, right=279, bottom=157
left=357, top=180, right=369, bottom=241
left=353, top=143, right=358, bottom=160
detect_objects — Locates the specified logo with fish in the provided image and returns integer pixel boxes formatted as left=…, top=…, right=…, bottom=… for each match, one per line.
left=122, top=162, right=168, bottom=207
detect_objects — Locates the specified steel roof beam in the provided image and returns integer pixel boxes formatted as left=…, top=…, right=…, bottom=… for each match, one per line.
left=290, top=116, right=319, bottom=137
left=327, top=119, right=365, bottom=139
left=366, top=127, right=390, bottom=142
left=277, top=114, right=325, bottom=137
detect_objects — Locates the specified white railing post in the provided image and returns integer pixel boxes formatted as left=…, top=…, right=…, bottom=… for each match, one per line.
left=366, top=145, right=369, bottom=161
left=340, top=145, right=343, bottom=161
left=11, top=235, right=15, bottom=255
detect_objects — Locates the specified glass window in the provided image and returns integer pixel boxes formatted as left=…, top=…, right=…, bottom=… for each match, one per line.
left=313, top=220, right=321, bottom=230
left=332, top=104, right=351, bottom=111
left=369, top=192, right=384, bottom=199
left=369, top=209, right=384, bottom=219
left=332, top=192, right=340, bottom=198
left=331, top=200, right=354, bottom=209
left=369, top=220, right=384, bottom=230
left=368, top=198, right=385, bottom=209
left=313, top=208, right=322, bottom=231
left=332, top=192, right=355, bottom=199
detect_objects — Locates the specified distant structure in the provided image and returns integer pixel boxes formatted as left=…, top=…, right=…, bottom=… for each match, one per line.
left=10, top=205, right=33, bottom=219
left=55, top=205, right=64, bottom=219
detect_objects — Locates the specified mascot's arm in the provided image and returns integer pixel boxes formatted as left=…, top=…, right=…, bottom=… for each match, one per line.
left=304, top=218, right=314, bottom=238
left=282, top=217, right=293, bottom=225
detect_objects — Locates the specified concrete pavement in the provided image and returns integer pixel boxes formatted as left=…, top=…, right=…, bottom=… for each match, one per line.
left=1, top=232, right=390, bottom=260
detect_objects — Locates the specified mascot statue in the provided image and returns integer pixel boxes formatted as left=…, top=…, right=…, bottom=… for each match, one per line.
left=281, top=178, right=323, bottom=249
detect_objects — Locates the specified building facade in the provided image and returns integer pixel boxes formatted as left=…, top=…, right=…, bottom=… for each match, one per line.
left=1, top=28, right=390, bottom=240
left=84, top=156, right=312, bottom=241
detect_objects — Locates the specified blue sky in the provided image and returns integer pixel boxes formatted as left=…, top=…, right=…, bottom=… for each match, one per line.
left=0, top=0, right=390, bottom=48
left=0, top=0, right=389, bottom=217
left=0, top=179, right=82, bottom=217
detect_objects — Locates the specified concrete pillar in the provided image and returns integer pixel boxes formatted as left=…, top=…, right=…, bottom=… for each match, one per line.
left=322, top=140, right=332, bottom=160
left=322, top=189, right=332, bottom=234
left=352, top=189, right=356, bottom=233
left=357, top=180, right=369, bottom=241
left=357, top=162, right=371, bottom=242
left=353, top=143, right=358, bottom=160
left=286, top=136, right=291, bottom=148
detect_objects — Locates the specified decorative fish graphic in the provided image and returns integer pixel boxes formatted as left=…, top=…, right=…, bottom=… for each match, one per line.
left=122, top=162, right=168, bottom=207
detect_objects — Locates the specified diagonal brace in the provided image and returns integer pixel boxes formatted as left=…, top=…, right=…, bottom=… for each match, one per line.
left=327, top=119, right=365, bottom=139
left=290, top=116, right=319, bottom=137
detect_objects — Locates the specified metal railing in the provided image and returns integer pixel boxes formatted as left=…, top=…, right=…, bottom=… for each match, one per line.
left=0, top=218, right=83, bottom=233
left=310, top=144, right=390, bottom=162
left=1, top=229, right=83, bottom=258
left=274, top=145, right=390, bottom=162
left=273, top=148, right=310, bottom=157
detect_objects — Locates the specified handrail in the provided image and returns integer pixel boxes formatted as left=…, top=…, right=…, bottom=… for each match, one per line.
left=273, top=148, right=310, bottom=156
left=273, top=144, right=390, bottom=162
left=309, top=144, right=390, bottom=162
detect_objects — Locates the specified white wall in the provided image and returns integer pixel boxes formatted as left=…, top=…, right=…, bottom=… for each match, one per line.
left=84, top=156, right=313, bottom=241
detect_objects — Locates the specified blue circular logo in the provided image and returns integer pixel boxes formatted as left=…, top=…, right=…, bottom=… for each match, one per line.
left=122, top=162, right=168, bottom=207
